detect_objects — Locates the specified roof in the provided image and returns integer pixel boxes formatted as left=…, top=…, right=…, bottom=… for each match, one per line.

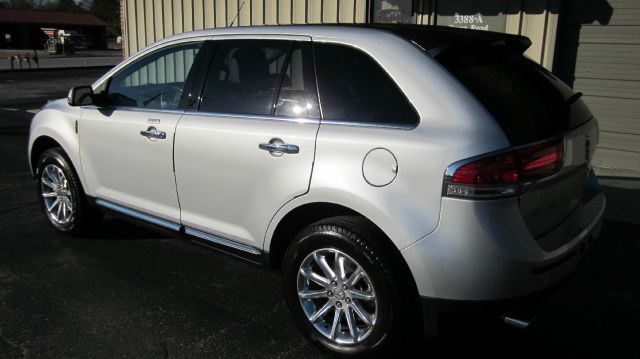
left=152, top=24, right=531, bottom=55
left=0, top=8, right=107, bottom=27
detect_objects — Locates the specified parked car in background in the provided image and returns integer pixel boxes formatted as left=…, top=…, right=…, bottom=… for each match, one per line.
left=28, top=25, right=605, bottom=356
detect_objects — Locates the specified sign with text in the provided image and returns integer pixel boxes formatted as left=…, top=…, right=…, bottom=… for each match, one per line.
left=436, top=0, right=508, bottom=32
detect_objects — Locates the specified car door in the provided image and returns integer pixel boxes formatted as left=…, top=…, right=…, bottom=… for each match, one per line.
left=80, top=41, right=204, bottom=223
left=174, top=37, right=320, bottom=252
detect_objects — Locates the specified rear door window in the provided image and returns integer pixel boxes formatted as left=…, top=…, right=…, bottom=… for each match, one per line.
left=313, top=43, right=419, bottom=127
left=199, top=39, right=319, bottom=118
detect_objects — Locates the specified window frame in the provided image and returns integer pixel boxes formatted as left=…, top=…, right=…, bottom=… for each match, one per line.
left=93, top=39, right=207, bottom=112
left=170, top=35, right=317, bottom=123
left=194, top=37, right=320, bottom=120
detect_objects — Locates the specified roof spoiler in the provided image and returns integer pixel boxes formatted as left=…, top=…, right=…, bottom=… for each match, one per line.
left=428, top=34, right=532, bottom=58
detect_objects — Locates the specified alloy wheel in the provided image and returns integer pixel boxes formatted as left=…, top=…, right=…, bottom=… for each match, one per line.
left=297, top=248, right=378, bottom=345
left=41, top=164, right=74, bottom=225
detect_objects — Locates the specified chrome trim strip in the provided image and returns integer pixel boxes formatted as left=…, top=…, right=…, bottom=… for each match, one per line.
left=183, top=110, right=416, bottom=129
left=95, top=199, right=181, bottom=231
left=185, top=228, right=262, bottom=256
left=182, top=110, right=319, bottom=124
left=320, top=119, right=416, bottom=130
left=82, top=105, right=186, bottom=115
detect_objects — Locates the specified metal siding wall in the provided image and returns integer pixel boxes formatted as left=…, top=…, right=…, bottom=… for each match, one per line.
left=215, top=0, right=227, bottom=26
left=194, top=0, right=204, bottom=29
left=204, top=0, right=216, bottom=28
left=323, top=0, right=338, bottom=23
left=501, top=0, right=559, bottom=69
left=278, top=0, right=292, bottom=24
left=163, top=0, right=174, bottom=37
left=555, top=0, right=640, bottom=173
left=307, top=0, right=322, bottom=23
left=145, top=0, right=155, bottom=44
left=354, top=0, right=367, bottom=23
left=226, top=0, right=237, bottom=26
left=154, top=0, right=164, bottom=39
left=263, top=0, right=276, bottom=24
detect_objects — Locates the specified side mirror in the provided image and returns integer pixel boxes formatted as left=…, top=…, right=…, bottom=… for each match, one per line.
left=67, top=86, right=94, bottom=106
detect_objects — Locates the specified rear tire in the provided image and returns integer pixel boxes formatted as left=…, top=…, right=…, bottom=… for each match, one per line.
left=282, top=216, right=421, bottom=357
left=35, top=147, right=101, bottom=235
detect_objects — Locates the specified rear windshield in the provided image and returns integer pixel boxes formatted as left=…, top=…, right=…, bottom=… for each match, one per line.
left=434, top=46, right=592, bottom=145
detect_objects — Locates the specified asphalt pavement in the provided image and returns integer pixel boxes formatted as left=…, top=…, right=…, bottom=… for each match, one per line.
left=0, top=68, right=639, bottom=358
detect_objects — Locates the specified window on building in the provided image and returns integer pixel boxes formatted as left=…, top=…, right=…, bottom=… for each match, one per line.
left=314, top=43, right=419, bottom=126
left=108, top=42, right=202, bottom=110
left=372, top=0, right=418, bottom=24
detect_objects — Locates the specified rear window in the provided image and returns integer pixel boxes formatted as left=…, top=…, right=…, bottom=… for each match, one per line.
left=435, top=46, right=592, bottom=145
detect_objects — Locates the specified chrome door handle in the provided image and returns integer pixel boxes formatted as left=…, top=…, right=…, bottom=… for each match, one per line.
left=140, top=126, right=166, bottom=140
left=259, top=140, right=299, bottom=156
left=259, top=143, right=299, bottom=154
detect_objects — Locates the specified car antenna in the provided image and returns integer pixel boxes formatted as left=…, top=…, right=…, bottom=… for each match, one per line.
left=229, top=1, right=246, bottom=27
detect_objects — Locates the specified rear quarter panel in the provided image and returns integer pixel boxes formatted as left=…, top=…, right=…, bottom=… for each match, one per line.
left=265, top=30, right=511, bottom=251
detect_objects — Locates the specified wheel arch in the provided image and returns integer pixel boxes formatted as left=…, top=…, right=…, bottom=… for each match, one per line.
left=30, top=135, right=62, bottom=176
left=269, top=201, right=426, bottom=337
left=266, top=202, right=419, bottom=295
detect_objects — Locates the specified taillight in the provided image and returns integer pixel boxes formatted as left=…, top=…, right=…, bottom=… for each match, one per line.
left=444, top=138, right=564, bottom=199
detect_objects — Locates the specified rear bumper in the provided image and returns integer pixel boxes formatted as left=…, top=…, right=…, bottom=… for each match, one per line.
left=401, top=188, right=605, bottom=301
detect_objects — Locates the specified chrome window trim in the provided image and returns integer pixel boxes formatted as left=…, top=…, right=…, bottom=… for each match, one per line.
left=83, top=105, right=186, bottom=115
left=95, top=199, right=181, bottom=231
left=320, top=119, right=416, bottom=130
left=182, top=111, right=417, bottom=129
left=185, top=228, right=262, bottom=255
left=183, top=110, right=319, bottom=125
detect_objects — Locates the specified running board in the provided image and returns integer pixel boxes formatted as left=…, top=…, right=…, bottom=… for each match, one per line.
left=94, top=199, right=264, bottom=264
left=95, top=199, right=181, bottom=231
left=185, top=228, right=261, bottom=256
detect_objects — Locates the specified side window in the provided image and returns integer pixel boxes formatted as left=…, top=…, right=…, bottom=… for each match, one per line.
left=314, top=43, right=419, bottom=126
left=274, top=42, right=320, bottom=118
left=108, top=42, right=202, bottom=110
left=199, top=40, right=319, bottom=118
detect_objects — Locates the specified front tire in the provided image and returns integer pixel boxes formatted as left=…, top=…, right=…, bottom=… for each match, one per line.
left=35, top=147, right=101, bottom=235
left=282, top=216, right=420, bottom=357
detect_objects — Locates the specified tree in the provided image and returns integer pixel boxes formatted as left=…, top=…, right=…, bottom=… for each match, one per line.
left=89, top=0, right=120, bottom=37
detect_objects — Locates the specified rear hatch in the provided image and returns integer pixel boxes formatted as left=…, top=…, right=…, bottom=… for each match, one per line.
left=423, top=33, right=599, bottom=247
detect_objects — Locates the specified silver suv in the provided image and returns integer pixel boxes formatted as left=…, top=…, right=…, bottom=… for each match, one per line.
left=28, top=24, right=605, bottom=356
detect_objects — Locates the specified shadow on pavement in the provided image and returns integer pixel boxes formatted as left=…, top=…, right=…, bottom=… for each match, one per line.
left=600, top=176, right=640, bottom=225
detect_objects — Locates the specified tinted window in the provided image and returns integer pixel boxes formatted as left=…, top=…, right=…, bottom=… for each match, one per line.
left=436, top=46, right=592, bottom=145
left=108, top=42, right=202, bottom=110
left=314, top=43, right=418, bottom=126
left=200, top=40, right=319, bottom=117
left=274, top=42, right=320, bottom=118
